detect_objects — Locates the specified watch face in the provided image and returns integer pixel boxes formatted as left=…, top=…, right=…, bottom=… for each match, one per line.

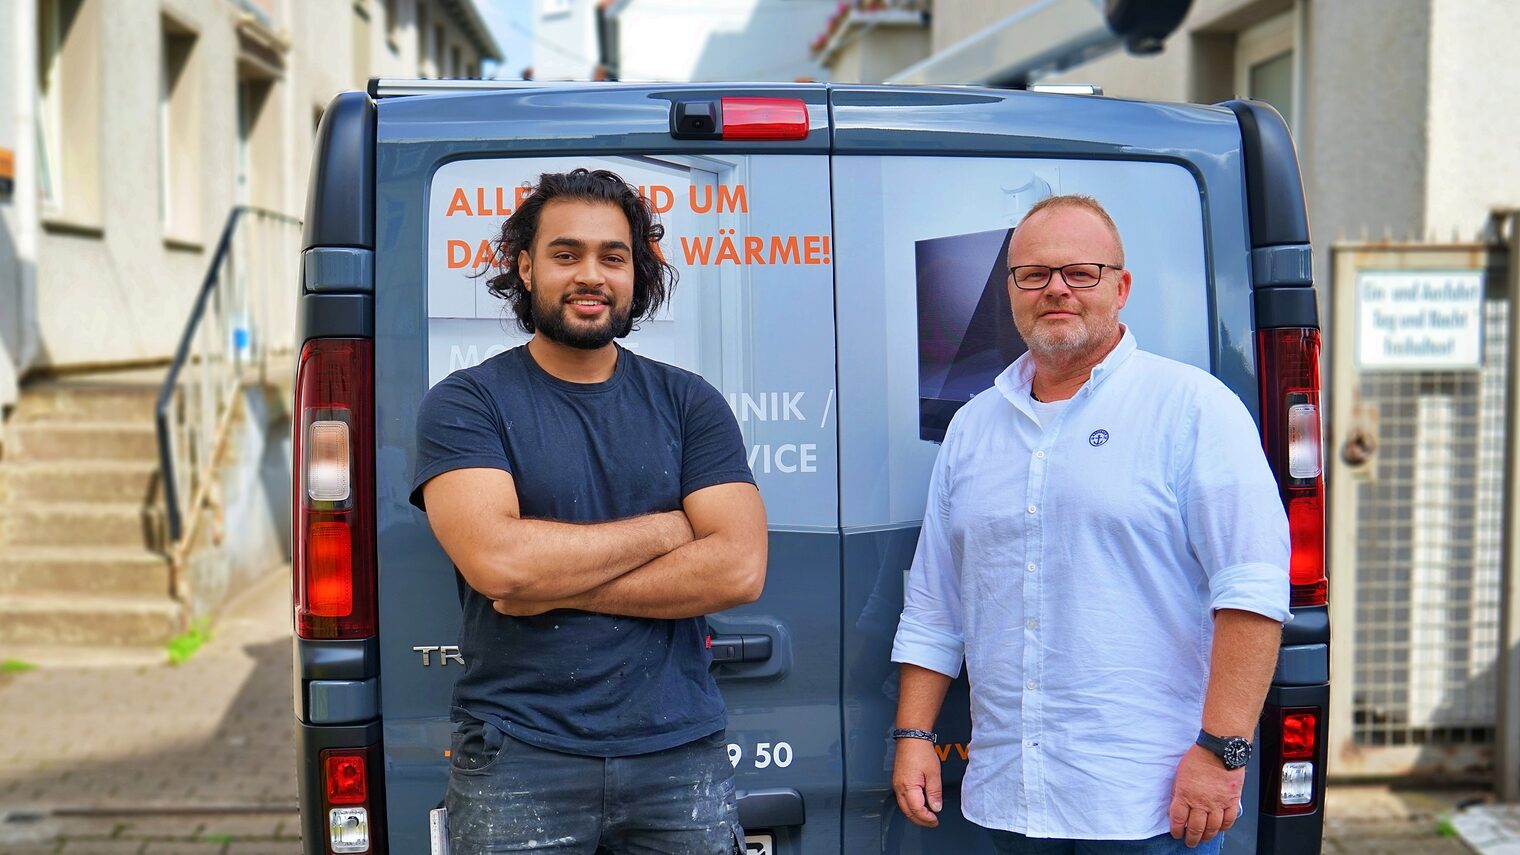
left=1222, top=738, right=1252, bottom=769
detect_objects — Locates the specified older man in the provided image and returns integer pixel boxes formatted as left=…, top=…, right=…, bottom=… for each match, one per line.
left=890, top=195, right=1290, bottom=853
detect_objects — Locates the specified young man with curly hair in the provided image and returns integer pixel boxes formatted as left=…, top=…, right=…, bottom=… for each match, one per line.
left=411, top=168, right=765, bottom=855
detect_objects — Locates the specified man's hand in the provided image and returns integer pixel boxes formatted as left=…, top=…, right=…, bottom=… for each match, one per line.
left=892, top=738, right=943, bottom=828
left=1168, top=744, right=1243, bottom=848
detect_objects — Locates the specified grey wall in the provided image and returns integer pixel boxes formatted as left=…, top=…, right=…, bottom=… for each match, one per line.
left=1424, top=0, right=1520, bottom=240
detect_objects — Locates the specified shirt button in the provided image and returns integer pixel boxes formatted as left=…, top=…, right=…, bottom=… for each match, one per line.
left=1027, top=679, right=1038, bottom=690
left=1035, top=450, right=1046, bottom=459
left=1027, top=619, right=1039, bottom=630
left=1026, top=505, right=1037, bottom=514
left=1026, top=563, right=1037, bottom=573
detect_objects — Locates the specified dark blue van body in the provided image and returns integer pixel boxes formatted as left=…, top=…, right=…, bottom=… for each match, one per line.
left=292, top=81, right=1328, bottom=855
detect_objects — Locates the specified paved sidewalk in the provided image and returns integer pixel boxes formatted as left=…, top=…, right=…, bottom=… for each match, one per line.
left=1326, top=784, right=1483, bottom=854
left=0, top=560, right=1504, bottom=854
left=1452, top=802, right=1520, bottom=854
left=0, top=566, right=299, bottom=854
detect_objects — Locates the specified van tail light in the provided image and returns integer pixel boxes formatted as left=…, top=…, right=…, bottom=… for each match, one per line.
left=1261, top=705, right=1322, bottom=815
left=1255, top=328, right=1326, bottom=607
left=721, top=97, right=809, bottom=140
left=294, top=339, right=377, bottom=639
left=322, top=745, right=383, bottom=853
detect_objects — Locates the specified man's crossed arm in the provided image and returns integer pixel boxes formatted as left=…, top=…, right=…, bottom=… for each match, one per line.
left=422, top=468, right=767, bottom=620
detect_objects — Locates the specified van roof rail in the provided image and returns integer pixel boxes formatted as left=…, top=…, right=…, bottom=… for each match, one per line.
left=367, top=79, right=832, bottom=99
left=368, top=78, right=552, bottom=98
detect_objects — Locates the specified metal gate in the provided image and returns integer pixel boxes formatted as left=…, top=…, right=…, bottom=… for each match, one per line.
left=1328, top=238, right=1510, bottom=780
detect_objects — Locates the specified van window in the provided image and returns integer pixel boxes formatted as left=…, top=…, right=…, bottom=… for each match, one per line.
left=426, top=153, right=838, bottom=530
left=832, top=155, right=1212, bottom=529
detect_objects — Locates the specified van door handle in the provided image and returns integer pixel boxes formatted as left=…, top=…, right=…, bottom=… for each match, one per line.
left=707, top=634, right=773, bottom=664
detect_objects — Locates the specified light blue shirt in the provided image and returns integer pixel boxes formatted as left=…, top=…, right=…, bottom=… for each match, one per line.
left=892, top=329, right=1291, bottom=840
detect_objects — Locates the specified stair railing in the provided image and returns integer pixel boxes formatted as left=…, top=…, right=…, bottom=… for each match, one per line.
left=155, top=206, right=301, bottom=596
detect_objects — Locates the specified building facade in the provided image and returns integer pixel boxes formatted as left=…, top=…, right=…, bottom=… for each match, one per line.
left=821, top=0, right=1520, bottom=299
left=0, top=0, right=500, bottom=407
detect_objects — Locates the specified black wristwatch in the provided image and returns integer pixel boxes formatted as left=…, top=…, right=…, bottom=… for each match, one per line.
left=1196, top=729, right=1252, bottom=770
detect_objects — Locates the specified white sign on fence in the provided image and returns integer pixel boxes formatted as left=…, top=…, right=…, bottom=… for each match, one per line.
left=1355, top=270, right=1484, bottom=370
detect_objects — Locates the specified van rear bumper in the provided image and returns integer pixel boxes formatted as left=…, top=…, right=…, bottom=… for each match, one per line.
left=296, top=719, right=385, bottom=855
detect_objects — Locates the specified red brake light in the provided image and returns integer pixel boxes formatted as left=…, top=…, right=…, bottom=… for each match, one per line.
left=1255, top=327, right=1327, bottom=607
left=324, top=751, right=368, bottom=805
left=1282, top=710, right=1317, bottom=759
left=308, top=522, right=355, bottom=617
left=294, top=339, right=376, bottom=639
left=720, top=97, right=809, bottom=141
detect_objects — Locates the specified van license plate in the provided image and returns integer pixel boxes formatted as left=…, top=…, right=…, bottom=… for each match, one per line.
left=744, top=833, right=774, bottom=854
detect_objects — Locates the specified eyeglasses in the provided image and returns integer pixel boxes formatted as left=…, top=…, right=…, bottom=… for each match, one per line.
left=1008, top=262, right=1122, bottom=291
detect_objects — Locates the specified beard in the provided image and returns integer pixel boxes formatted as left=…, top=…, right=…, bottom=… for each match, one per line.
left=1015, top=300, right=1120, bottom=359
left=529, top=287, right=634, bottom=350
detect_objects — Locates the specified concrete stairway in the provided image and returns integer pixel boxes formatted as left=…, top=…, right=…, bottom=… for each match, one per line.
left=0, top=369, right=182, bottom=648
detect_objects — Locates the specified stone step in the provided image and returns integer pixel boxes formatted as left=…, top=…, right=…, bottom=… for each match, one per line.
left=0, top=461, right=160, bottom=503
left=0, top=502, right=163, bottom=549
left=12, top=373, right=164, bottom=424
left=0, top=546, right=171, bottom=598
left=3, top=421, right=161, bottom=463
left=0, top=594, right=181, bottom=646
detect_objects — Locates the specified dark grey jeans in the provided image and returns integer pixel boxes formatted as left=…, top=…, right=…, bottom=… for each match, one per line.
left=446, top=718, right=744, bottom=855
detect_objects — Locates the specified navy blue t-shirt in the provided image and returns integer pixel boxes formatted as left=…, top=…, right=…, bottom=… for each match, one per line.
left=409, top=344, right=755, bottom=757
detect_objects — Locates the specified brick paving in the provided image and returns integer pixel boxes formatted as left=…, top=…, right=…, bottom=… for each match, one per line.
left=1325, top=785, right=1482, bottom=853
left=0, top=567, right=299, bottom=854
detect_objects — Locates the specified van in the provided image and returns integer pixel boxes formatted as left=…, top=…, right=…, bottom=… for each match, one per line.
left=291, top=79, right=1329, bottom=855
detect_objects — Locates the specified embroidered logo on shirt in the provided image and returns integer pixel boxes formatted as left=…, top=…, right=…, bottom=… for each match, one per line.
left=1089, top=429, right=1110, bottom=447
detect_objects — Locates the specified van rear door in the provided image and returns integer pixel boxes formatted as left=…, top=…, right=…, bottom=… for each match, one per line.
left=371, top=84, right=845, bottom=855
left=827, top=86, right=1273, bottom=854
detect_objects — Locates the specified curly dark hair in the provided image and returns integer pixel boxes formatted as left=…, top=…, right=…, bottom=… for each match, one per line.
left=483, top=168, right=678, bottom=335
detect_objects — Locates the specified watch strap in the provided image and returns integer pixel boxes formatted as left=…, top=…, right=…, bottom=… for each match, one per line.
left=891, top=728, right=938, bottom=744
left=1196, top=729, right=1250, bottom=769
left=1196, top=729, right=1227, bottom=754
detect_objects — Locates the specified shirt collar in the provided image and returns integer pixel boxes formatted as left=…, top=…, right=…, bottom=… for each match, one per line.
left=995, top=325, right=1138, bottom=407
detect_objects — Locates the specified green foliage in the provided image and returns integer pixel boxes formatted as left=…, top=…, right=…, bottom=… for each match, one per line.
left=0, top=658, right=37, bottom=673
left=1435, top=815, right=1457, bottom=838
left=166, top=619, right=213, bottom=665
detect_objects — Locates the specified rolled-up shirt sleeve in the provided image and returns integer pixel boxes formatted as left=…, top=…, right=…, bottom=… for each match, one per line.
left=1179, top=384, right=1293, bottom=623
left=892, top=435, right=966, bottom=678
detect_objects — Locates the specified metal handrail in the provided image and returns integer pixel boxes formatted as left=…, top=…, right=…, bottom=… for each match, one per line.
left=155, top=205, right=302, bottom=555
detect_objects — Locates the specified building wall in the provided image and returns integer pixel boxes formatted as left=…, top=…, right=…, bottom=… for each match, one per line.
left=1423, top=0, right=1520, bottom=240
left=0, top=2, right=39, bottom=408
left=21, top=0, right=495, bottom=372
left=36, top=0, right=237, bottom=369
left=533, top=0, right=601, bottom=80
left=928, top=0, right=1019, bottom=54
left=818, top=15, right=931, bottom=85
left=1299, top=0, right=1431, bottom=251
left=615, top=0, right=836, bottom=82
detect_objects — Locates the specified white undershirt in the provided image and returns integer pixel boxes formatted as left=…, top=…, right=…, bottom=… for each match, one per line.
left=1027, top=393, right=1070, bottom=429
